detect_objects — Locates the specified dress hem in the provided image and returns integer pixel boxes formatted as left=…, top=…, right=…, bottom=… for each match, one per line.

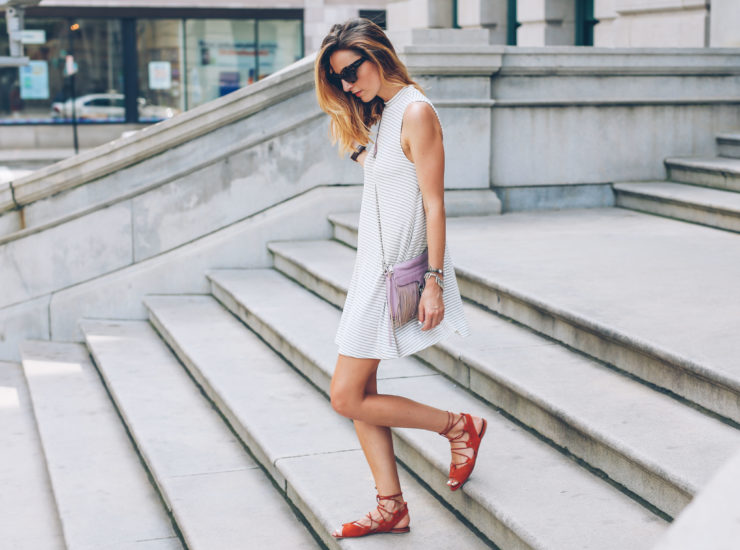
left=335, top=318, right=469, bottom=360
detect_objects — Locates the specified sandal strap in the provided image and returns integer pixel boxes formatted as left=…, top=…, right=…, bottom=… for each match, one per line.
left=438, top=411, right=456, bottom=436
left=338, top=493, right=409, bottom=537
left=443, top=413, right=479, bottom=469
left=376, top=492, right=406, bottom=519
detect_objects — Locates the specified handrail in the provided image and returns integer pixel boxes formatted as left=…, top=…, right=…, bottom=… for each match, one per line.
left=3, top=52, right=318, bottom=215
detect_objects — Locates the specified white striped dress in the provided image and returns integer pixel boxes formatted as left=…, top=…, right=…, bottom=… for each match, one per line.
left=334, top=84, right=471, bottom=359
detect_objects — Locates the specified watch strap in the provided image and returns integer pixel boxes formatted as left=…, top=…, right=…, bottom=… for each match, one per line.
left=351, top=144, right=366, bottom=161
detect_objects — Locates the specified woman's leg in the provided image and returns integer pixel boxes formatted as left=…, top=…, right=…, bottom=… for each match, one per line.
left=330, top=353, right=484, bottom=499
left=330, top=354, right=450, bottom=432
left=333, top=360, right=410, bottom=533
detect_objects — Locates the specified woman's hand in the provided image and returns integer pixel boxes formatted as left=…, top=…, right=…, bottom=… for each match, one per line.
left=356, top=149, right=367, bottom=166
left=418, top=277, right=444, bottom=331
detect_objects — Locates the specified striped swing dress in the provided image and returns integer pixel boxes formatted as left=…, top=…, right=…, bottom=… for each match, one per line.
left=334, top=84, right=471, bottom=360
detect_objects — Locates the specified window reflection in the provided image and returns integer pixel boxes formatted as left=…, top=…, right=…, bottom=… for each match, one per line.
left=184, top=18, right=257, bottom=110
left=137, top=19, right=182, bottom=122
left=0, top=14, right=303, bottom=125
left=257, top=19, right=302, bottom=80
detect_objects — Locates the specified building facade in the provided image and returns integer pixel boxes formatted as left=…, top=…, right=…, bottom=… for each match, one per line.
left=1, top=0, right=737, bottom=129
left=0, top=1, right=309, bottom=125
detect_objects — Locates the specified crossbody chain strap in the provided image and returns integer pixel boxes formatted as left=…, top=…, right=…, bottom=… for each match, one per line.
left=372, top=99, right=421, bottom=276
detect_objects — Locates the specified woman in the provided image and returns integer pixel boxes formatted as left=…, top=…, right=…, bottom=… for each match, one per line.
left=314, top=18, right=487, bottom=539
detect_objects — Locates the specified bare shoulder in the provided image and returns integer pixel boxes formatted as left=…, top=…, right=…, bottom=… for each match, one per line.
left=402, top=101, right=442, bottom=138
left=400, top=100, right=444, bottom=163
left=401, top=101, right=443, bottom=162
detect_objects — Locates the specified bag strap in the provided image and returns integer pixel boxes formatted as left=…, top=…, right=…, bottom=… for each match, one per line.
left=373, top=177, right=388, bottom=274
left=372, top=103, right=422, bottom=274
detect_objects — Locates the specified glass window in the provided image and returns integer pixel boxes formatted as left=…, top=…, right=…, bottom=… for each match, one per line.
left=0, top=17, right=123, bottom=124
left=59, top=18, right=124, bottom=122
left=0, top=17, right=68, bottom=123
left=359, top=10, right=386, bottom=30
left=184, top=18, right=257, bottom=110
left=257, top=19, right=302, bottom=81
left=137, top=19, right=182, bottom=122
left=1, top=14, right=302, bottom=125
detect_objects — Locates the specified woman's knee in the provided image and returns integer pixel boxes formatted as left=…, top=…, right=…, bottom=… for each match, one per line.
left=330, top=354, right=379, bottom=418
left=330, top=385, right=357, bottom=418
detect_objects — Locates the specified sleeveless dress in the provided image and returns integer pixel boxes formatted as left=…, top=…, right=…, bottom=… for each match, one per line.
left=334, top=84, right=471, bottom=359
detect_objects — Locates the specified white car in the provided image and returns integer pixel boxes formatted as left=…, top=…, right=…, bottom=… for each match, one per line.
left=51, top=93, right=178, bottom=121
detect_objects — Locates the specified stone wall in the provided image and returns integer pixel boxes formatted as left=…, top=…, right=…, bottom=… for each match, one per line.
left=594, top=0, right=709, bottom=48
left=397, top=31, right=740, bottom=209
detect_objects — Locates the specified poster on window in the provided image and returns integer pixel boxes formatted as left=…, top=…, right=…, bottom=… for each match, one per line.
left=197, top=39, right=277, bottom=77
left=20, top=60, right=50, bottom=100
left=149, top=61, right=172, bottom=90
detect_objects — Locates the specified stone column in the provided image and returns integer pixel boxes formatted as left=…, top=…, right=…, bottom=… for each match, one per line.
left=516, top=0, right=575, bottom=46
left=710, top=0, right=740, bottom=47
left=593, top=0, right=618, bottom=47
left=303, top=0, right=370, bottom=54
left=456, top=0, right=508, bottom=44
left=303, top=0, right=326, bottom=54
left=594, top=0, right=709, bottom=47
left=386, top=0, right=455, bottom=32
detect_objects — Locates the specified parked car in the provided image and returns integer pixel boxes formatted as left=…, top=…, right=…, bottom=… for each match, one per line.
left=51, top=93, right=178, bottom=121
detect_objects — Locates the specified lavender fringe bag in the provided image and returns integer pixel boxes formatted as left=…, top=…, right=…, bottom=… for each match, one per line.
left=385, top=248, right=428, bottom=329
left=372, top=176, right=428, bottom=350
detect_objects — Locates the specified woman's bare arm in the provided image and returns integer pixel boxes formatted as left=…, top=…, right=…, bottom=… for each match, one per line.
left=402, top=101, right=446, bottom=330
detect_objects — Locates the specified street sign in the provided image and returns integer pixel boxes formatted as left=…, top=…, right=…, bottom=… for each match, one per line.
left=19, top=29, right=46, bottom=44
left=65, top=54, right=78, bottom=76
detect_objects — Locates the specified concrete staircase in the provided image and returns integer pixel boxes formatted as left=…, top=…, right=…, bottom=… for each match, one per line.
left=15, top=335, right=320, bottom=549
left=614, top=132, right=740, bottom=233
left=9, top=199, right=740, bottom=547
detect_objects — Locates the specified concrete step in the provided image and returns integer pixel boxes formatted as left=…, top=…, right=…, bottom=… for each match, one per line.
left=18, top=340, right=183, bottom=550
left=264, top=237, right=740, bottom=518
left=207, top=268, right=669, bottom=549
left=613, top=181, right=740, bottom=233
left=78, top=319, right=319, bottom=550
left=327, top=208, right=740, bottom=425
left=717, top=133, right=740, bottom=159
left=665, top=156, right=740, bottom=192
left=328, top=212, right=360, bottom=248
left=0, top=361, right=65, bottom=550
left=143, top=294, right=491, bottom=550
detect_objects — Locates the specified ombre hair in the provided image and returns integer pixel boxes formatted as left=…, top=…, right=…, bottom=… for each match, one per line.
left=314, top=18, right=423, bottom=157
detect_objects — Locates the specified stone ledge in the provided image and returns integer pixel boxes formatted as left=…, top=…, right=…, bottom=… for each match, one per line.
left=614, top=181, right=740, bottom=214
left=493, top=97, right=740, bottom=107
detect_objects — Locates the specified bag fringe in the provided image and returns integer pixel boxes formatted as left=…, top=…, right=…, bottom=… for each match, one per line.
left=391, top=279, right=421, bottom=329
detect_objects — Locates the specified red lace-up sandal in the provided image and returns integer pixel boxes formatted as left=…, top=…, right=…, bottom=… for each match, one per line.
left=439, top=411, right=488, bottom=491
left=331, top=491, right=410, bottom=539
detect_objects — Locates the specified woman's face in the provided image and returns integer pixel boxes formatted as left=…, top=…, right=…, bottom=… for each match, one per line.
left=328, top=49, right=379, bottom=102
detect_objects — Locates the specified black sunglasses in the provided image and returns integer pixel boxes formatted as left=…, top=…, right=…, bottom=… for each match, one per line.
left=328, top=56, right=367, bottom=86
